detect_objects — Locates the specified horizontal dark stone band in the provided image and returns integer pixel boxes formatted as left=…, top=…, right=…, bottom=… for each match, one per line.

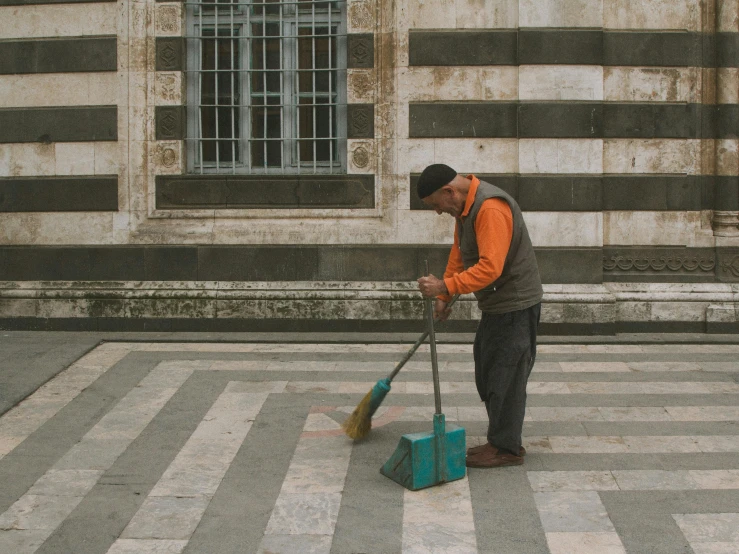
left=1, top=317, right=736, bottom=335
left=0, top=176, right=118, bottom=212
left=1, top=245, right=737, bottom=284
left=0, top=316, right=584, bottom=334
left=0, top=37, right=117, bottom=75
left=0, top=106, right=118, bottom=143
left=156, top=174, right=375, bottom=209
left=409, top=174, right=737, bottom=212
left=0, top=245, right=598, bottom=284
left=409, top=102, right=739, bottom=139
left=409, top=30, right=739, bottom=67
left=158, top=103, right=376, bottom=141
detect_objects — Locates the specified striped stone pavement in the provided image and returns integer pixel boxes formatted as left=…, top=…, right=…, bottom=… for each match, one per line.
left=0, top=341, right=738, bottom=553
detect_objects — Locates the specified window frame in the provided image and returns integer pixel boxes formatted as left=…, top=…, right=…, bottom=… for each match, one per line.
left=185, top=0, right=348, bottom=175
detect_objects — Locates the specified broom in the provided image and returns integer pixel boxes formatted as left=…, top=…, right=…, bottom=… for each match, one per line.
left=342, top=294, right=460, bottom=440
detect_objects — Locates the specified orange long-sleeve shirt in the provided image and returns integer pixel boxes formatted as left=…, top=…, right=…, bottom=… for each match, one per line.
left=440, top=176, right=513, bottom=301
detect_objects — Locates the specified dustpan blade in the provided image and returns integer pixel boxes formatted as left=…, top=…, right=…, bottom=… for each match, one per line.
left=380, top=422, right=466, bottom=491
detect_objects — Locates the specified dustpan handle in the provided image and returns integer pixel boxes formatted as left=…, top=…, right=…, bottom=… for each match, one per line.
left=425, top=261, right=443, bottom=415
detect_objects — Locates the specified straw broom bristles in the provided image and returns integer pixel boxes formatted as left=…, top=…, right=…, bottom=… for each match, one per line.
left=341, top=388, right=373, bottom=440
left=342, top=377, right=391, bottom=440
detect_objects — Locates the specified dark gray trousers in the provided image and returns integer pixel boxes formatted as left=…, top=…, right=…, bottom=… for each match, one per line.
left=473, top=303, right=541, bottom=456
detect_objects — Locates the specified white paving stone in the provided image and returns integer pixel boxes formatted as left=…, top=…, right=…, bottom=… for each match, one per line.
left=598, top=407, right=672, bottom=421
left=674, top=513, right=739, bottom=543
left=259, top=417, right=351, bottom=550
left=265, top=493, right=342, bottom=536
left=3, top=340, right=739, bottom=552
left=0, top=348, right=130, bottom=461
left=26, top=470, right=104, bottom=497
left=107, top=539, right=188, bottom=554
left=528, top=471, right=619, bottom=492
left=545, top=531, right=627, bottom=554
left=535, top=492, right=616, bottom=532
left=0, top=362, right=192, bottom=548
left=0, top=529, right=49, bottom=554
left=627, top=362, right=703, bottom=372
left=665, top=406, right=739, bottom=421
left=0, top=494, right=84, bottom=533
left=528, top=407, right=604, bottom=422
left=256, top=535, right=333, bottom=554
left=121, top=497, right=211, bottom=540
left=402, top=478, right=477, bottom=554
left=560, top=362, right=631, bottom=373
left=688, top=471, right=739, bottom=490
left=689, top=543, right=739, bottom=554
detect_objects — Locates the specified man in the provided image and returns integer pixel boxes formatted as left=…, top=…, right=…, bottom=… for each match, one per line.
left=416, top=164, right=543, bottom=468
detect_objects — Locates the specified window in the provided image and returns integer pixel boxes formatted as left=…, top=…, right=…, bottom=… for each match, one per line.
left=186, top=0, right=347, bottom=174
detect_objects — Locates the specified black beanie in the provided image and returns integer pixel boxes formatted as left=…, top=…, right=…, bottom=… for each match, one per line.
left=417, top=164, right=458, bottom=199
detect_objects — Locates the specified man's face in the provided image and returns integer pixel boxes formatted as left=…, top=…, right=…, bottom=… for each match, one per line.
left=422, top=186, right=461, bottom=217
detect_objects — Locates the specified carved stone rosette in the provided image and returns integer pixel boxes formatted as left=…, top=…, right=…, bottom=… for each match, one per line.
left=348, top=70, right=375, bottom=103
left=155, top=4, right=182, bottom=36
left=152, top=141, right=182, bottom=174
left=155, top=72, right=182, bottom=105
left=347, top=0, right=374, bottom=33
left=349, top=141, right=374, bottom=173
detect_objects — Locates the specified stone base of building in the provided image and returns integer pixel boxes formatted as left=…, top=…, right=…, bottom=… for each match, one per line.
left=0, top=282, right=737, bottom=334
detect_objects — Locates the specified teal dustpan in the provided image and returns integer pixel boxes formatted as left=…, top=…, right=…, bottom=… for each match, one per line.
left=380, top=412, right=466, bottom=490
left=381, top=280, right=466, bottom=490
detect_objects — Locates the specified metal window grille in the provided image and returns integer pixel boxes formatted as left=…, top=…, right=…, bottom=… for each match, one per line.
left=186, top=0, right=347, bottom=174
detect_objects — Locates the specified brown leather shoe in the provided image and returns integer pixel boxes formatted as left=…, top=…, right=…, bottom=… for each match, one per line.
left=467, top=443, right=526, bottom=457
left=466, top=444, right=524, bottom=468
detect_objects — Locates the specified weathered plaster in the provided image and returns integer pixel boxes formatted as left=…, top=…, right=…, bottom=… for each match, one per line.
left=1, top=0, right=734, bottom=327
left=0, top=3, right=118, bottom=39
left=604, top=0, right=702, bottom=31
left=603, top=139, right=702, bottom=174
left=0, top=74, right=119, bottom=108
left=520, top=66, right=604, bottom=101
left=520, top=0, right=603, bottom=28
left=520, top=139, right=604, bottom=174
left=604, top=67, right=700, bottom=103
left=604, top=211, right=713, bottom=247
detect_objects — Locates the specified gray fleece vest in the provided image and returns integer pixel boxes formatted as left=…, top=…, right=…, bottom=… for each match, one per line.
left=457, top=180, right=543, bottom=314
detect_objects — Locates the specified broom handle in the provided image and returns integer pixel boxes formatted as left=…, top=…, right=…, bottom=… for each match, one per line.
left=425, top=262, right=443, bottom=414
left=385, top=294, right=460, bottom=383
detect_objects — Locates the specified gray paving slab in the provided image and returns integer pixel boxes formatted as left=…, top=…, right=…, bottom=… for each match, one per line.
left=330, top=431, right=405, bottom=554
left=1, top=334, right=739, bottom=554
left=186, top=395, right=307, bottom=554
left=0, top=333, right=101, bottom=415
left=468, top=467, right=549, bottom=553
left=580, top=421, right=739, bottom=436
left=37, top=371, right=226, bottom=554
left=526, top=372, right=735, bottom=382
left=601, top=490, right=739, bottom=554
left=0, top=355, right=159, bottom=509
left=524, top=394, right=739, bottom=407
left=528, top=453, right=739, bottom=472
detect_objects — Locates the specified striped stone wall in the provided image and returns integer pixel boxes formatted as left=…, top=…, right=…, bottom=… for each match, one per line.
left=0, top=0, right=737, bottom=332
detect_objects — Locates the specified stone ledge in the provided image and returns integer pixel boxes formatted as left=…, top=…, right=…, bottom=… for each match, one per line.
left=1, top=282, right=735, bottom=333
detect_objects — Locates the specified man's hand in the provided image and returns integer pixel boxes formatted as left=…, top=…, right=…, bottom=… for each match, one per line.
left=434, top=298, right=452, bottom=322
left=417, top=274, right=448, bottom=298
